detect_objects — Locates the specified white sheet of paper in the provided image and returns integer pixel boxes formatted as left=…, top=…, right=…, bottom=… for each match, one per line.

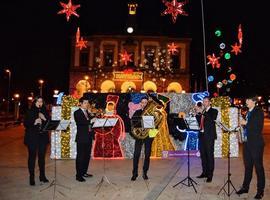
left=185, top=116, right=200, bottom=130
left=92, top=118, right=106, bottom=128
left=142, top=115, right=155, bottom=129
left=56, top=120, right=70, bottom=130
left=104, top=118, right=118, bottom=127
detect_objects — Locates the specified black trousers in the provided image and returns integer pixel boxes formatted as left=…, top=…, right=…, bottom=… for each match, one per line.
left=199, top=135, right=215, bottom=178
left=132, top=137, right=154, bottom=175
left=27, top=143, right=47, bottom=177
left=242, top=143, right=265, bottom=192
left=76, top=142, right=92, bottom=178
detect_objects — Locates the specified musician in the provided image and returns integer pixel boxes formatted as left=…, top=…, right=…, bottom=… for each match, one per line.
left=131, top=96, right=153, bottom=181
left=195, top=97, right=218, bottom=183
left=23, top=96, right=49, bottom=186
left=74, top=97, right=95, bottom=182
left=236, top=95, right=265, bottom=199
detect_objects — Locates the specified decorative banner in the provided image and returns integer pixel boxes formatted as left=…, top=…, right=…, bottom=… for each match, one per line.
left=113, top=71, right=143, bottom=81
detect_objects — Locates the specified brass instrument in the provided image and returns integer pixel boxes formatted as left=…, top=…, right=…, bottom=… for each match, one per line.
left=237, top=106, right=248, bottom=143
left=131, top=99, right=163, bottom=139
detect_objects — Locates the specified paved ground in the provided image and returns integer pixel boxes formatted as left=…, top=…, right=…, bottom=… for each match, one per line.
left=0, top=120, right=269, bottom=200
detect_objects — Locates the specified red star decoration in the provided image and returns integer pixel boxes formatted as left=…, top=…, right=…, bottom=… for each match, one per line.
left=231, top=43, right=242, bottom=55
left=57, top=0, right=80, bottom=22
left=162, top=0, right=188, bottom=23
left=168, top=42, right=179, bottom=55
left=76, top=37, right=87, bottom=50
left=120, top=50, right=132, bottom=66
left=207, top=53, right=221, bottom=69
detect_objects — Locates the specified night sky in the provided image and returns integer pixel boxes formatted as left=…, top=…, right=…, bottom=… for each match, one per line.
left=0, top=0, right=269, bottom=104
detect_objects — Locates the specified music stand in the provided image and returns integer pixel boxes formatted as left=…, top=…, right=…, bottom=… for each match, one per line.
left=93, top=118, right=118, bottom=196
left=173, top=117, right=198, bottom=193
left=216, top=121, right=238, bottom=197
left=40, top=120, right=71, bottom=197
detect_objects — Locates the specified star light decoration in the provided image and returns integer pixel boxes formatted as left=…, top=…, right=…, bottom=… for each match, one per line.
left=207, top=53, right=220, bottom=69
left=231, top=42, right=242, bottom=55
left=162, top=0, right=188, bottom=23
left=57, top=0, right=80, bottom=22
left=167, top=42, right=179, bottom=55
left=120, top=50, right=132, bottom=66
left=75, top=27, right=87, bottom=50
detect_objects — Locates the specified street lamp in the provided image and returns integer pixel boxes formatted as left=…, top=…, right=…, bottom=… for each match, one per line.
left=5, top=69, right=11, bottom=115
left=38, top=79, right=44, bottom=96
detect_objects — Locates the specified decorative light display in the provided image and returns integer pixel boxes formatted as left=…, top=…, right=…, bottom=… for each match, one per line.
left=76, top=37, right=88, bottom=50
left=119, top=50, right=132, bottom=66
left=208, top=75, right=214, bottom=82
left=219, top=43, right=226, bottom=49
left=167, top=42, right=179, bottom=55
left=162, top=0, right=188, bottom=23
left=224, top=52, right=231, bottom=59
left=238, top=24, right=243, bottom=46
left=207, top=53, right=220, bottom=69
left=230, top=73, right=236, bottom=81
left=57, top=0, right=80, bottom=21
left=231, top=42, right=242, bottom=55
left=215, top=29, right=222, bottom=37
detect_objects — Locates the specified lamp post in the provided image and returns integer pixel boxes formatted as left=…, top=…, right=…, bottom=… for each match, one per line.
left=39, top=79, right=44, bottom=96
left=5, top=69, right=11, bottom=115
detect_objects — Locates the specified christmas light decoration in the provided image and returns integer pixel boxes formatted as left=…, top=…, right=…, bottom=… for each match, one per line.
left=167, top=42, right=179, bottom=55
left=57, top=0, right=80, bottom=22
left=120, top=50, right=132, bottom=66
left=207, top=53, right=220, bottom=69
left=231, top=42, right=242, bottom=55
left=162, top=0, right=188, bottom=23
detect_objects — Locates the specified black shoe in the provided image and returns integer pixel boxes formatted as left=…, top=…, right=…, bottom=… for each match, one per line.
left=131, top=174, right=138, bottom=181
left=254, top=191, right=264, bottom=199
left=29, top=176, right=35, bottom=186
left=142, top=173, right=148, bottom=180
left=206, top=177, right=212, bottom=183
left=83, top=173, right=93, bottom=178
left=196, top=174, right=207, bottom=178
left=76, top=176, right=86, bottom=182
left=39, top=176, right=49, bottom=183
left=236, top=187, right=249, bottom=195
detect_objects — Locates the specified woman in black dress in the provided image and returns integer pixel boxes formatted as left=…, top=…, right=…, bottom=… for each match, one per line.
left=23, top=96, right=50, bottom=185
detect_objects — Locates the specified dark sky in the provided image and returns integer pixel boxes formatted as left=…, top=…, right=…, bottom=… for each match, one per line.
left=0, top=0, right=269, bottom=103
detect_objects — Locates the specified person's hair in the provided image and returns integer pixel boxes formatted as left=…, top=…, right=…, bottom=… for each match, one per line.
left=246, top=95, right=258, bottom=103
left=31, top=96, right=45, bottom=109
left=203, top=96, right=211, bottom=101
left=140, top=96, right=149, bottom=102
left=196, top=102, right=202, bottom=107
left=79, top=97, right=88, bottom=104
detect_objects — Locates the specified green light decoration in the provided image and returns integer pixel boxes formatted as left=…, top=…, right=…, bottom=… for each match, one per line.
left=215, top=30, right=222, bottom=37
left=224, top=53, right=231, bottom=59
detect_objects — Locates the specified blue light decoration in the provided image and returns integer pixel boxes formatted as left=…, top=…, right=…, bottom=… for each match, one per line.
left=192, top=91, right=209, bottom=104
left=208, top=75, right=214, bottom=82
left=56, top=92, right=64, bottom=105
left=184, top=131, right=199, bottom=151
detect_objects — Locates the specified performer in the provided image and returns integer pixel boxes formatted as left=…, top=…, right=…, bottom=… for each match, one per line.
left=23, top=96, right=49, bottom=186
left=131, top=96, right=153, bottom=181
left=93, top=95, right=125, bottom=158
left=74, top=97, right=94, bottom=182
left=195, top=96, right=218, bottom=183
left=236, top=95, right=265, bottom=199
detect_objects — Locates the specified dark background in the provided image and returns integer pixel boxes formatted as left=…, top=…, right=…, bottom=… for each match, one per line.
left=0, top=0, right=269, bottom=105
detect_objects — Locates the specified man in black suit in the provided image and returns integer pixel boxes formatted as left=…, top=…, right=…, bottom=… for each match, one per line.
left=74, top=97, right=94, bottom=182
left=131, top=96, right=154, bottom=181
left=236, top=95, right=265, bottom=199
left=196, top=96, right=218, bottom=183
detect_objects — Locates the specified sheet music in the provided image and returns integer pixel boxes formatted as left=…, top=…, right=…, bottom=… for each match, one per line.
left=92, top=118, right=107, bottom=128
left=56, top=120, right=70, bottom=130
left=185, top=116, right=200, bottom=130
left=142, top=115, right=155, bottom=129
left=104, top=118, right=118, bottom=127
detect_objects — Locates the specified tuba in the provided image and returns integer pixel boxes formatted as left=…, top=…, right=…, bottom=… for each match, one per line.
left=131, top=99, right=163, bottom=139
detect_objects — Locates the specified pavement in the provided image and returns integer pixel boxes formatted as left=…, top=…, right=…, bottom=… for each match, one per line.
left=0, top=123, right=269, bottom=200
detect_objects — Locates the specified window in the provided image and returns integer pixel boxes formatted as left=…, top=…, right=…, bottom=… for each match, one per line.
left=144, top=46, right=156, bottom=69
left=104, top=49, right=114, bottom=67
left=171, top=51, right=181, bottom=71
left=79, top=50, right=89, bottom=66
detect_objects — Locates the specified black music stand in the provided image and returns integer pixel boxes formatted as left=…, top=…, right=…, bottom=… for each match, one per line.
left=92, top=118, right=118, bottom=196
left=40, top=120, right=71, bottom=197
left=173, top=117, right=198, bottom=193
left=216, top=121, right=238, bottom=197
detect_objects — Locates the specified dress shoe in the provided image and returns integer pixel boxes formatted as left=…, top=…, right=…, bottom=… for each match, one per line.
left=254, top=191, right=264, bottom=199
left=206, top=177, right=212, bottom=183
left=131, top=174, right=138, bottom=181
left=76, top=176, right=86, bottom=182
left=39, top=176, right=49, bottom=183
left=83, top=173, right=93, bottom=178
left=29, top=176, right=35, bottom=186
left=236, top=187, right=249, bottom=195
left=196, top=174, right=207, bottom=178
left=142, top=173, right=149, bottom=180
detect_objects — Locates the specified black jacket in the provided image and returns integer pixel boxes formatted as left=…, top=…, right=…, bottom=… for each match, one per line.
left=202, top=107, right=218, bottom=140
left=74, top=108, right=94, bottom=143
left=245, top=106, right=264, bottom=147
left=23, top=106, right=50, bottom=146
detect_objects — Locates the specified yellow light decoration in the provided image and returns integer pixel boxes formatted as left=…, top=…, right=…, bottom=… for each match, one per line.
left=61, top=95, right=79, bottom=158
left=211, top=96, right=231, bottom=157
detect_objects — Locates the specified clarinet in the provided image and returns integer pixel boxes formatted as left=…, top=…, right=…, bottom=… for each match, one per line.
left=38, top=106, right=42, bottom=132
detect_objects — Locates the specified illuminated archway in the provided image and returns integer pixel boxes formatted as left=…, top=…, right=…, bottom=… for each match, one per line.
left=121, top=81, right=136, bottom=93
left=76, top=80, right=91, bottom=98
left=100, top=80, right=116, bottom=93
left=167, top=82, right=182, bottom=93
left=143, top=81, right=157, bottom=92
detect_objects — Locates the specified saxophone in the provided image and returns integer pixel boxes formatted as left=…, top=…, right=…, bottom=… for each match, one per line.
left=131, top=99, right=163, bottom=139
left=237, top=106, right=248, bottom=143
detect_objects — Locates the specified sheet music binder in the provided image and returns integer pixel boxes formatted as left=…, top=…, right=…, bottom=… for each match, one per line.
left=92, top=118, right=118, bottom=128
left=43, top=120, right=70, bottom=131
left=131, top=115, right=155, bottom=129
